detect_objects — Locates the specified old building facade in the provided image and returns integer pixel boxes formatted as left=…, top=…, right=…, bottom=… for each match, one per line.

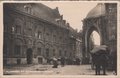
left=3, top=3, right=81, bottom=65
left=82, top=3, right=117, bottom=64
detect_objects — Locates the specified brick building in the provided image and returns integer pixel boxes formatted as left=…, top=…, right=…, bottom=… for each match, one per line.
left=3, top=3, right=81, bottom=65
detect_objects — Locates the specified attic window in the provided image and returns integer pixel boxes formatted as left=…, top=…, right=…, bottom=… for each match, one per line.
left=24, top=4, right=31, bottom=14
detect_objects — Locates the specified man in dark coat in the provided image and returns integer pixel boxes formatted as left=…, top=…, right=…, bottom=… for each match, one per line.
left=52, top=57, right=58, bottom=68
left=60, top=57, right=65, bottom=67
left=93, top=50, right=108, bottom=75
left=75, top=58, right=80, bottom=65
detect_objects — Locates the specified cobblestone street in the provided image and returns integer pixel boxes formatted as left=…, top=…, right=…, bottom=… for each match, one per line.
left=4, top=64, right=114, bottom=75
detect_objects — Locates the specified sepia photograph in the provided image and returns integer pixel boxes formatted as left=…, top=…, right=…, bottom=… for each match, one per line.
left=1, top=0, right=118, bottom=77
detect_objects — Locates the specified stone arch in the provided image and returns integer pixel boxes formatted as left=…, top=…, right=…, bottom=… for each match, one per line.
left=84, top=25, right=102, bottom=58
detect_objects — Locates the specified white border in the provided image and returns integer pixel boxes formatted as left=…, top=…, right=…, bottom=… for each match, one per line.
left=0, top=0, right=119, bottom=78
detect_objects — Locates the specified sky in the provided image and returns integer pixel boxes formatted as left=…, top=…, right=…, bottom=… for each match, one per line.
left=41, top=1, right=98, bottom=31
left=41, top=2, right=100, bottom=45
left=92, top=31, right=100, bottom=45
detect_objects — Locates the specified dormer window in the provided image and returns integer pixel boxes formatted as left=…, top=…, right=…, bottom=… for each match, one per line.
left=24, top=4, right=31, bottom=14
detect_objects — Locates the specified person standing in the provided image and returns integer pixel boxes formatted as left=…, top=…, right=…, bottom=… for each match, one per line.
left=93, top=50, right=108, bottom=75
left=52, top=57, right=58, bottom=68
left=60, top=57, right=65, bottom=67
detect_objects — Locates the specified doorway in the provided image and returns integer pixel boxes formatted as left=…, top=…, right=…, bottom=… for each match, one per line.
left=26, top=48, right=33, bottom=64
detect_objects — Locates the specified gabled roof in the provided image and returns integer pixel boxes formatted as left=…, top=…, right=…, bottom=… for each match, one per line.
left=32, top=3, right=60, bottom=23
left=4, top=3, right=61, bottom=24
left=4, top=3, right=77, bottom=32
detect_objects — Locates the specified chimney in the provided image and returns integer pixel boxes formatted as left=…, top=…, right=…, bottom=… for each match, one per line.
left=60, top=15, right=63, bottom=20
left=66, top=23, right=70, bottom=27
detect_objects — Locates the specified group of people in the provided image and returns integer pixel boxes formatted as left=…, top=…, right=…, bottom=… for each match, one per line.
left=52, top=57, right=81, bottom=68
left=91, top=50, right=108, bottom=75
left=91, top=48, right=117, bottom=75
left=52, top=57, right=65, bottom=68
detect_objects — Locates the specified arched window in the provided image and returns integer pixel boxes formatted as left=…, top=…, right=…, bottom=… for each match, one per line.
left=14, top=45, right=21, bottom=55
left=38, top=31, right=42, bottom=39
left=37, top=48, right=41, bottom=55
left=46, top=48, right=49, bottom=57
left=15, top=25, right=21, bottom=34
left=12, top=26, right=15, bottom=33
left=28, top=29, right=32, bottom=36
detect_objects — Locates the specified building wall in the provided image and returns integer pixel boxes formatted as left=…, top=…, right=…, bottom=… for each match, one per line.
left=82, top=3, right=117, bottom=64
left=105, top=3, right=117, bottom=53
left=3, top=3, right=77, bottom=65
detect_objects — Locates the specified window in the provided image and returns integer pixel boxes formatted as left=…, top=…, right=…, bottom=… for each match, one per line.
left=16, top=25, right=21, bottom=34
left=64, top=51, right=67, bottom=56
left=59, top=36, right=62, bottom=42
left=53, top=35, right=56, bottom=42
left=14, top=45, right=21, bottom=55
left=46, top=33, right=49, bottom=41
left=46, top=33, right=49, bottom=36
left=109, top=8, right=112, bottom=13
left=59, top=50, right=62, bottom=56
left=38, top=31, right=42, bottom=39
left=53, top=49, right=55, bottom=56
left=28, top=29, right=32, bottom=36
left=35, top=33, right=37, bottom=37
left=59, top=36, right=62, bottom=39
left=37, top=48, right=41, bottom=55
left=46, top=48, right=49, bottom=57
left=24, top=4, right=31, bottom=14
left=12, top=27, right=15, bottom=33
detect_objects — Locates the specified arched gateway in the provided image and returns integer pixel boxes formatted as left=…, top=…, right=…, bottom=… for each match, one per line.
left=82, top=3, right=117, bottom=64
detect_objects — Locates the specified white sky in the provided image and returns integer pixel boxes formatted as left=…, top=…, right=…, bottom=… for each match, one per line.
left=41, top=2, right=98, bottom=31
left=92, top=31, right=100, bottom=45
